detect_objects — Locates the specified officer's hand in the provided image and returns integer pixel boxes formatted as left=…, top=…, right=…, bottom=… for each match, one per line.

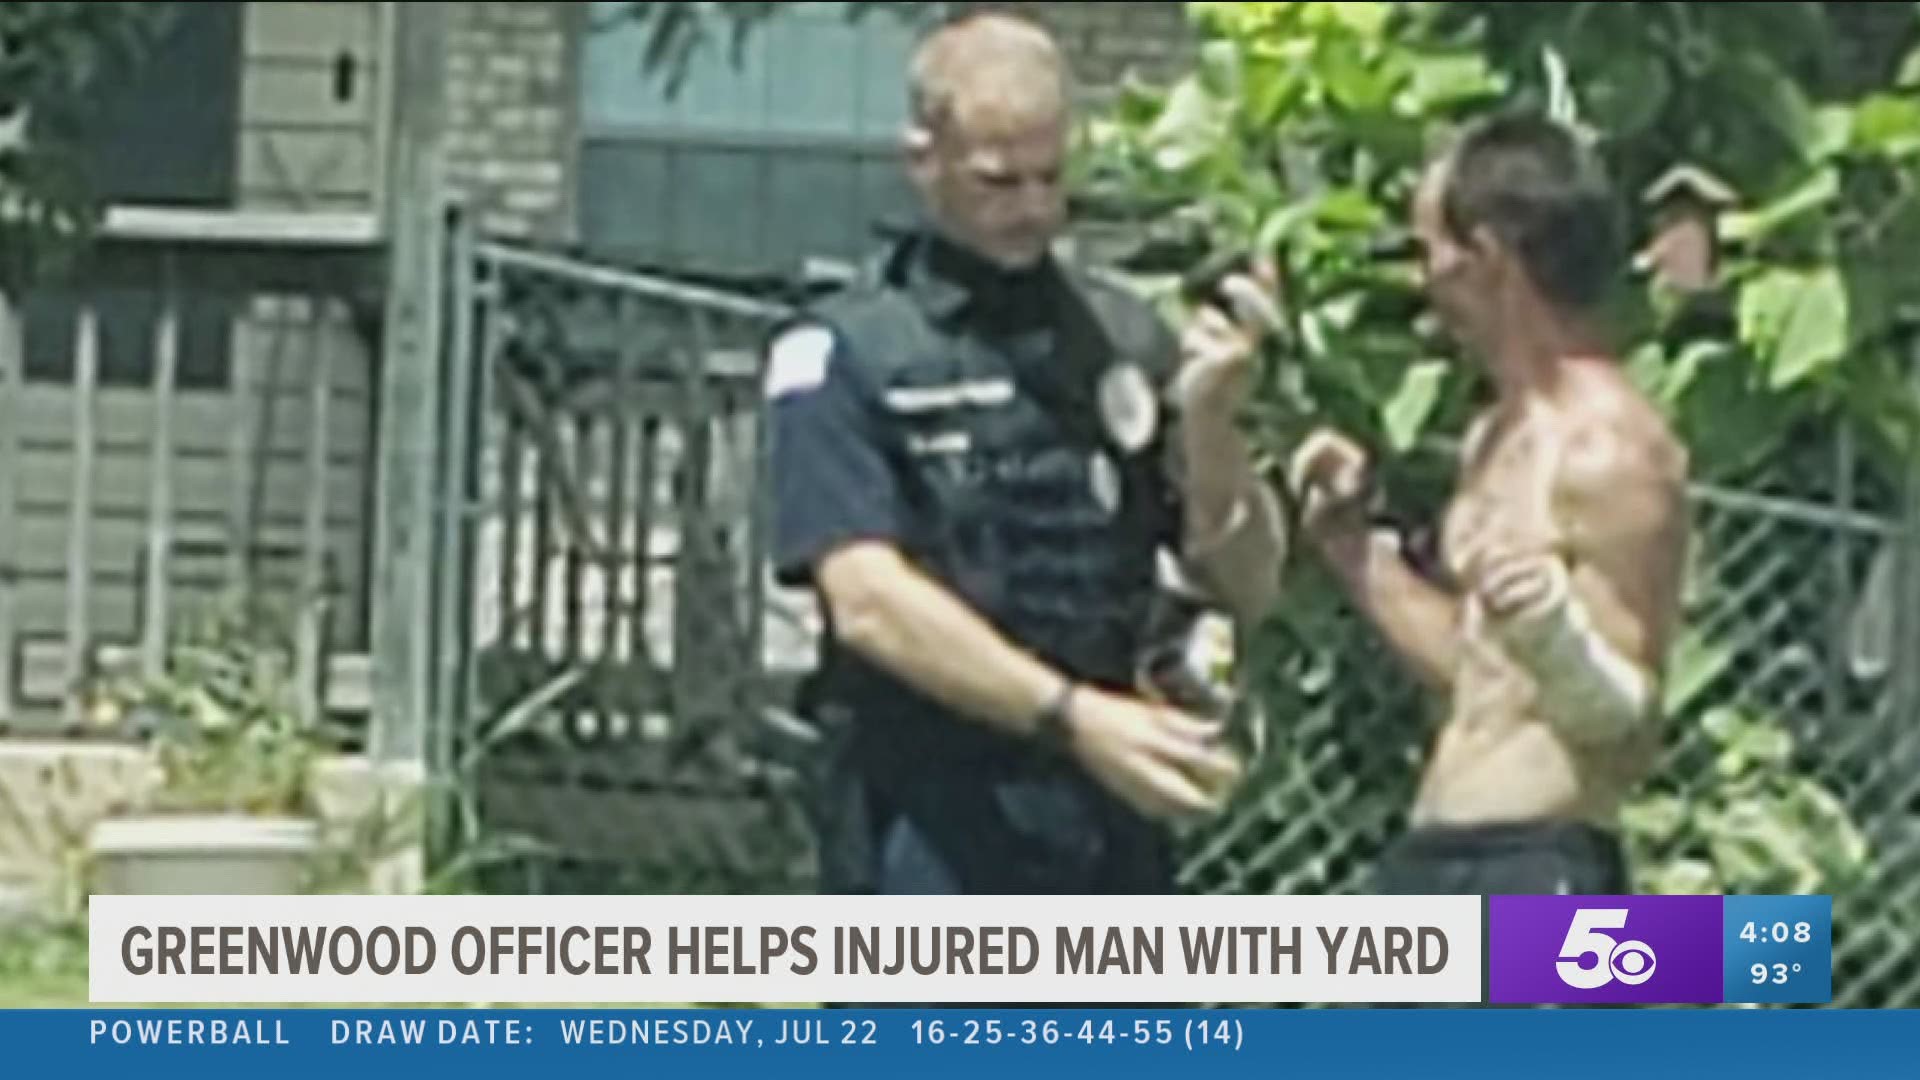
left=1288, top=427, right=1372, bottom=555
left=1065, top=687, right=1244, bottom=823
left=1175, top=269, right=1282, bottom=414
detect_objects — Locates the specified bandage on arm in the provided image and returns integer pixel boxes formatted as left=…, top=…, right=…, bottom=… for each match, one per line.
left=1180, top=481, right=1286, bottom=625
left=1490, top=561, right=1655, bottom=744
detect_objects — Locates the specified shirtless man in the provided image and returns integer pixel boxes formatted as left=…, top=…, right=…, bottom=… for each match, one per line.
left=1289, top=112, right=1690, bottom=895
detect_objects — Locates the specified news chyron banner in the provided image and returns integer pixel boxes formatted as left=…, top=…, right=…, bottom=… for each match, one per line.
left=85, top=893, right=1835, bottom=1007
left=31, top=893, right=1889, bottom=1080
left=87, top=895, right=1481, bottom=1005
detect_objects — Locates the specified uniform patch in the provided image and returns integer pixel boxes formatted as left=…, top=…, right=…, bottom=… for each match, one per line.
left=1089, top=451, right=1123, bottom=516
left=907, top=431, right=972, bottom=457
left=1098, top=363, right=1159, bottom=455
left=764, top=326, right=834, bottom=400
left=884, top=379, right=1015, bottom=414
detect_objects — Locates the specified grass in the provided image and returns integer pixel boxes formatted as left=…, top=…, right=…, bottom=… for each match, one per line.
left=0, top=923, right=90, bottom=1007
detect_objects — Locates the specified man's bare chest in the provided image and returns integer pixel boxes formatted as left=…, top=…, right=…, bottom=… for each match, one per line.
left=1440, top=421, right=1564, bottom=585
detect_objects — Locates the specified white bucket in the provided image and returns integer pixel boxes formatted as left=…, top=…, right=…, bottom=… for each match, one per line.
left=89, top=815, right=321, bottom=896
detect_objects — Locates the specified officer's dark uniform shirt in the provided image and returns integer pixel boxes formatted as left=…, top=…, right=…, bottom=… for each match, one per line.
left=768, top=230, right=1195, bottom=896
left=769, top=230, right=1186, bottom=799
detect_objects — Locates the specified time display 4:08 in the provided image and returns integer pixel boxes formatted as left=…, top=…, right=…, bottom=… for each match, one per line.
left=1740, top=921, right=1814, bottom=946
left=911, top=1019, right=1175, bottom=1047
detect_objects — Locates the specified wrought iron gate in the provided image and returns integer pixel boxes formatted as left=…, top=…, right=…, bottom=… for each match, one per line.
left=431, top=213, right=820, bottom=893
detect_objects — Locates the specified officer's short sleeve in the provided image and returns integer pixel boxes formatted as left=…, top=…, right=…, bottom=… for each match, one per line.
left=766, top=322, right=903, bottom=587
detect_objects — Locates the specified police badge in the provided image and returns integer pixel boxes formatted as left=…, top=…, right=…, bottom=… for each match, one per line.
left=1097, top=363, right=1159, bottom=456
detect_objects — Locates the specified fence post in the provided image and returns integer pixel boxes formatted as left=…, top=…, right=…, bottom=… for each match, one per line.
left=0, top=293, right=18, bottom=730
left=1895, top=328, right=1920, bottom=787
left=369, top=0, right=449, bottom=767
left=431, top=200, right=479, bottom=808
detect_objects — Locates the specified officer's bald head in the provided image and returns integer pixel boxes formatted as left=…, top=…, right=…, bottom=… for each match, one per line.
left=903, top=12, right=1071, bottom=271
left=908, top=12, right=1069, bottom=142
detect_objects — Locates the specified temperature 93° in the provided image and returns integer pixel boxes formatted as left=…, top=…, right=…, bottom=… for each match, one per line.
left=1753, top=962, right=1806, bottom=986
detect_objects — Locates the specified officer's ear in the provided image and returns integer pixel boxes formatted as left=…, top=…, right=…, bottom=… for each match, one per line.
left=903, top=123, right=936, bottom=171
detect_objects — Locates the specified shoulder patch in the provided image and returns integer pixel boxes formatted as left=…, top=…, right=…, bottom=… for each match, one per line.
left=764, top=325, right=835, bottom=400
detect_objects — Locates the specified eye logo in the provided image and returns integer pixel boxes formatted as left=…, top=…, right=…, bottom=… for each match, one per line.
left=1556, top=908, right=1660, bottom=990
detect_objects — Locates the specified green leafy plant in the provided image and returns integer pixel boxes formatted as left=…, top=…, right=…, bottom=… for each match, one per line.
left=98, top=602, right=324, bottom=818
left=1622, top=706, right=1871, bottom=896
left=1081, top=4, right=1911, bottom=904
left=1079, top=2, right=1920, bottom=482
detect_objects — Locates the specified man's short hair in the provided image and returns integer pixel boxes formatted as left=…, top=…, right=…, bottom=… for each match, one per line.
left=908, top=11, right=1068, bottom=138
left=1437, top=111, right=1624, bottom=311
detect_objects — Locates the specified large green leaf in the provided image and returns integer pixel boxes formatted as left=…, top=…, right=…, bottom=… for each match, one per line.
left=1620, top=795, right=1688, bottom=847
left=1582, top=51, right=1671, bottom=137
left=1145, top=78, right=1230, bottom=173
left=1242, top=52, right=1303, bottom=127
left=1853, top=94, right=1920, bottom=159
left=1709, top=801, right=1826, bottom=894
left=1661, top=340, right=1734, bottom=410
left=1724, top=53, right=1821, bottom=162
left=1640, top=859, right=1721, bottom=896
left=1196, top=37, right=1243, bottom=98
left=1624, top=341, right=1669, bottom=400
left=1315, top=34, right=1399, bottom=114
left=1739, top=267, right=1850, bottom=390
left=1301, top=1, right=1392, bottom=38
left=1313, top=187, right=1387, bottom=231
left=1380, top=360, right=1449, bottom=451
left=1663, top=629, right=1737, bottom=716
left=1721, top=168, right=1837, bottom=244
left=1400, top=51, right=1499, bottom=111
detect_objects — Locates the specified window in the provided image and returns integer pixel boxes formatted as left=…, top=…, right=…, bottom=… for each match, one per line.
left=23, top=2, right=242, bottom=389
left=577, top=1, right=943, bottom=279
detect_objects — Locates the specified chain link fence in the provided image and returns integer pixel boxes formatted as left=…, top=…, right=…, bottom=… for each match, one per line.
left=438, top=237, right=1919, bottom=1007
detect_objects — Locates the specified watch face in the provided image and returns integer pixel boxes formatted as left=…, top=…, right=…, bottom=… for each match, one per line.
left=1098, top=363, right=1159, bottom=455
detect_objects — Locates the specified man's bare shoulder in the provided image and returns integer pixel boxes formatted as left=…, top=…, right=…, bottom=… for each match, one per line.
left=1553, top=361, right=1689, bottom=526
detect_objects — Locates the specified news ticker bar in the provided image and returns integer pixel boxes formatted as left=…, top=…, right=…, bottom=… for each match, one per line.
left=86, top=894, right=1832, bottom=1006
left=29, top=1008, right=1914, bottom=1080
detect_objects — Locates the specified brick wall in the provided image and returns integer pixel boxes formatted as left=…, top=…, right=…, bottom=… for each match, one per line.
left=434, top=2, right=1195, bottom=245
left=442, top=1, right=581, bottom=241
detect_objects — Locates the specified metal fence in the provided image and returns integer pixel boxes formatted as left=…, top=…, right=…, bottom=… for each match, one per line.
left=1184, top=437, right=1919, bottom=1008
left=436, top=226, right=817, bottom=893
left=434, top=232, right=1920, bottom=1008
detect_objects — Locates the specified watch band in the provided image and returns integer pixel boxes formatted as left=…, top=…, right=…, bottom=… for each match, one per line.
left=1032, top=680, right=1079, bottom=752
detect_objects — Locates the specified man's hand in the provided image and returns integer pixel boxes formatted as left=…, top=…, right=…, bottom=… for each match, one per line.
left=1065, top=686, right=1244, bottom=823
left=1169, top=268, right=1289, bottom=623
left=1175, top=271, right=1282, bottom=414
left=1468, top=545, right=1566, bottom=623
left=1288, top=427, right=1372, bottom=557
left=1176, top=302, right=1257, bottom=414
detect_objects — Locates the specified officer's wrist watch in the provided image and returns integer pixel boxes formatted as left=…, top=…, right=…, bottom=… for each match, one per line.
left=1032, top=679, right=1079, bottom=753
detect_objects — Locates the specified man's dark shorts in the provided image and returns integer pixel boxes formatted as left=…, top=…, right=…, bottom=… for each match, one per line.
left=1371, top=820, right=1630, bottom=896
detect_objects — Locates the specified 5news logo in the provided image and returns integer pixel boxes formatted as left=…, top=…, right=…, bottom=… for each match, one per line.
left=1487, top=896, right=1832, bottom=1005
left=1553, top=908, right=1659, bottom=989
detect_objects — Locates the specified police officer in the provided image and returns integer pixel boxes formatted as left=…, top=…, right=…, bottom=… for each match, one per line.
left=767, top=12, right=1286, bottom=897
